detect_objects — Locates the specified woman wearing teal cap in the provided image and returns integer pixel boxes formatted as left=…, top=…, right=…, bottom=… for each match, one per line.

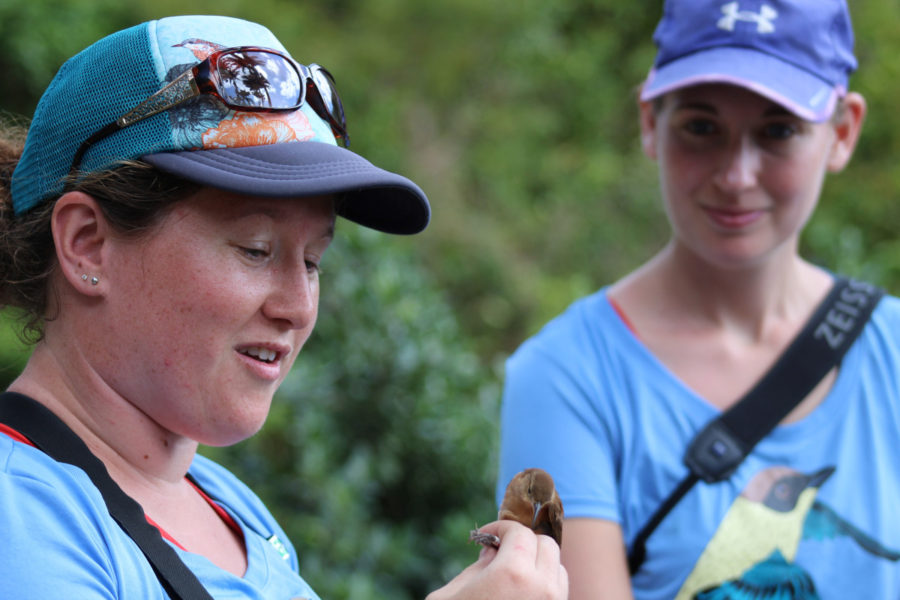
left=498, top=0, right=900, bottom=598
left=0, top=15, right=567, bottom=600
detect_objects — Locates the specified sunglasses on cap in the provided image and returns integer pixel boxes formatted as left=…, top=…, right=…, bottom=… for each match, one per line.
left=70, top=46, right=349, bottom=172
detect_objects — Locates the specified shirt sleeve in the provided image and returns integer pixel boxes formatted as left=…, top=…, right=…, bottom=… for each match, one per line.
left=496, top=301, right=624, bottom=523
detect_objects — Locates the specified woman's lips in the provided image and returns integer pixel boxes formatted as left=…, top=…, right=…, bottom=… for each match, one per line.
left=235, top=344, right=290, bottom=381
left=703, top=206, right=766, bottom=229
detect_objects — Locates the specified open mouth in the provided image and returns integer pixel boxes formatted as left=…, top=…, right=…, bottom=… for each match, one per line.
left=239, top=346, right=280, bottom=364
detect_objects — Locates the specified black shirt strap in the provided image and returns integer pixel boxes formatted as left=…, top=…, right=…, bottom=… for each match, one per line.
left=627, top=276, right=884, bottom=575
left=0, top=391, right=215, bottom=600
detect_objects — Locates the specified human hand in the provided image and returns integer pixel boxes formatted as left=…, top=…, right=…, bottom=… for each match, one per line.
left=426, top=520, right=568, bottom=600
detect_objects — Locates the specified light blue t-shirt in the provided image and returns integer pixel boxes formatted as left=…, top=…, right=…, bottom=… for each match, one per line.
left=499, top=288, right=900, bottom=599
left=0, top=436, right=320, bottom=599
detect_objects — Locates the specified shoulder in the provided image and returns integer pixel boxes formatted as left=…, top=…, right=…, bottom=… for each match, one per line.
left=507, top=288, right=621, bottom=369
left=0, top=436, right=164, bottom=597
left=861, top=292, right=900, bottom=345
left=500, top=286, right=657, bottom=439
left=0, top=434, right=108, bottom=517
left=0, top=435, right=134, bottom=548
left=848, top=292, right=900, bottom=368
left=872, top=292, right=900, bottom=321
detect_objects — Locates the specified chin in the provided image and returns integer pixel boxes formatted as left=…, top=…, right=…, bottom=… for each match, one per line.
left=200, top=423, right=267, bottom=447
left=198, top=404, right=272, bottom=447
left=695, top=237, right=778, bottom=270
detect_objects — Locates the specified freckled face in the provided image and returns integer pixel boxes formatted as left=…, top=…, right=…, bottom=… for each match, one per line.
left=642, top=84, right=841, bottom=269
left=94, top=189, right=335, bottom=446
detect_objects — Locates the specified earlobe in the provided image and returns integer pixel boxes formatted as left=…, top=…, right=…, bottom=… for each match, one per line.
left=51, top=192, right=110, bottom=295
left=639, top=100, right=659, bottom=160
left=827, top=92, right=866, bottom=173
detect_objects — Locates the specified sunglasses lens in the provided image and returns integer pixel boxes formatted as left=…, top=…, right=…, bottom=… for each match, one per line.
left=309, top=66, right=345, bottom=125
left=309, top=65, right=348, bottom=145
left=216, top=50, right=303, bottom=109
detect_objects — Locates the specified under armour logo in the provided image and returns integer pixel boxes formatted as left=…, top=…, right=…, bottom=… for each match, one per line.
left=718, top=2, right=778, bottom=33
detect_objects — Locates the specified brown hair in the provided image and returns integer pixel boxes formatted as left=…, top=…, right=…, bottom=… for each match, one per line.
left=0, top=120, right=200, bottom=342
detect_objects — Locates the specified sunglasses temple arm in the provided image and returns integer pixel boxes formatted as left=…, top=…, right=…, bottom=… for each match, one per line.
left=69, top=71, right=201, bottom=174
left=70, top=122, right=124, bottom=175
left=117, top=70, right=199, bottom=128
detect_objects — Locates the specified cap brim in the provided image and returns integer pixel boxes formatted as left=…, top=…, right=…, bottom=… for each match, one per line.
left=640, top=47, right=842, bottom=123
left=143, top=142, right=430, bottom=235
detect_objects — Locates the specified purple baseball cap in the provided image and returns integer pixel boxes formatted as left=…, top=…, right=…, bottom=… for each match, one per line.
left=640, top=0, right=857, bottom=122
left=12, top=16, right=430, bottom=234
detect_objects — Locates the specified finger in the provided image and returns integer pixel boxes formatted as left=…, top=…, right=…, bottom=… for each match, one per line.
left=534, top=534, right=568, bottom=599
left=557, top=563, right=570, bottom=599
left=475, top=518, right=531, bottom=540
left=476, top=541, right=500, bottom=563
left=485, top=520, right=540, bottom=566
left=534, top=531, right=561, bottom=571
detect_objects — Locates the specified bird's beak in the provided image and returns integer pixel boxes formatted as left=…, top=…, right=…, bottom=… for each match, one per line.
left=531, top=502, right=543, bottom=528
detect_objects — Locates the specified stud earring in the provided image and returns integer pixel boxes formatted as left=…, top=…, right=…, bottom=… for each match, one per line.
left=90, top=276, right=99, bottom=286
left=81, top=274, right=88, bottom=282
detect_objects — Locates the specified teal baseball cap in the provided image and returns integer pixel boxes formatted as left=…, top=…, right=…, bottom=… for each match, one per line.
left=12, top=15, right=430, bottom=235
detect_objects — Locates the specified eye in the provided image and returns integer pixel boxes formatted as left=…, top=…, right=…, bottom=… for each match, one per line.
left=305, top=259, right=322, bottom=275
left=682, top=118, right=718, bottom=137
left=761, top=121, right=798, bottom=140
left=238, top=245, right=270, bottom=261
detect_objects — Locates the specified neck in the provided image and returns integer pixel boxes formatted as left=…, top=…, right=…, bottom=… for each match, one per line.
left=9, top=337, right=197, bottom=493
left=617, top=241, right=834, bottom=342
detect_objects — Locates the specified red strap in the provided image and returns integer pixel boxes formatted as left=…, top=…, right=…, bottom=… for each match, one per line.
left=187, top=478, right=243, bottom=539
left=608, top=296, right=638, bottom=336
left=0, top=423, right=35, bottom=447
left=148, top=483, right=243, bottom=551
left=145, top=513, right=187, bottom=550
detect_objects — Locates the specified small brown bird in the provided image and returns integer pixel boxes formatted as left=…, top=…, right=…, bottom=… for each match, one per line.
left=470, top=468, right=564, bottom=547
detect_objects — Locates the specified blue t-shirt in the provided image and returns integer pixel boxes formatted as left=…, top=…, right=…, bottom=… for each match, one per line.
left=0, top=434, right=320, bottom=599
left=498, top=288, right=900, bottom=599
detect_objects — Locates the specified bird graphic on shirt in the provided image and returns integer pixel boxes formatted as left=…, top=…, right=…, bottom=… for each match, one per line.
left=693, top=549, right=818, bottom=599
left=802, top=500, right=900, bottom=561
left=675, top=465, right=900, bottom=599
left=471, top=468, right=564, bottom=547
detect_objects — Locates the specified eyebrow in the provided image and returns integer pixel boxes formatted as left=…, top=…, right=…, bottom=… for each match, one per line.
left=674, top=101, right=796, bottom=118
left=233, top=205, right=288, bottom=220
left=231, top=205, right=337, bottom=240
left=762, top=106, right=795, bottom=117
left=674, top=101, right=717, bottom=114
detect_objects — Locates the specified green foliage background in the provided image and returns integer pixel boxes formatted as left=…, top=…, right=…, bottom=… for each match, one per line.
left=1, top=1, right=899, bottom=598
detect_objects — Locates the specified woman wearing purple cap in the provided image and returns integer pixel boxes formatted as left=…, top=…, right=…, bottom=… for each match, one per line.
left=498, top=0, right=900, bottom=598
left=0, top=15, right=566, bottom=600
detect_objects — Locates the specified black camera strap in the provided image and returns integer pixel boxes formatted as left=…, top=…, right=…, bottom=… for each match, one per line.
left=0, top=391, right=215, bottom=600
left=627, top=276, right=884, bottom=575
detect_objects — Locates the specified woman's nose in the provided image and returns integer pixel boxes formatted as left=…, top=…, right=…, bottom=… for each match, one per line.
left=714, top=136, right=760, bottom=194
left=262, top=265, right=319, bottom=330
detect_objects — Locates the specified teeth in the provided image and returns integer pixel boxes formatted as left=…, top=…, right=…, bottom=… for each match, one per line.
left=243, top=347, right=278, bottom=363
